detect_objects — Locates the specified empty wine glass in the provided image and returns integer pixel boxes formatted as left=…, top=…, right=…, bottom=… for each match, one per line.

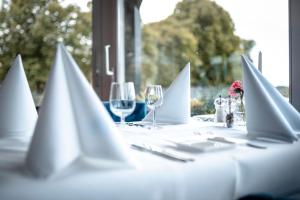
left=109, top=82, right=136, bottom=125
left=145, top=85, right=163, bottom=128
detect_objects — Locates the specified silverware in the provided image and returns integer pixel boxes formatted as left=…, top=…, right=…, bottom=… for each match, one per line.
left=127, top=122, right=151, bottom=129
left=207, top=137, right=267, bottom=149
left=163, top=139, right=234, bottom=152
left=131, top=143, right=194, bottom=162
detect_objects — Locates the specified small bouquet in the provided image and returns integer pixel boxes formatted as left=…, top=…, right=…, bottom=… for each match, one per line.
left=228, top=80, right=244, bottom=100
left=228, top=80, right=245, bottom=122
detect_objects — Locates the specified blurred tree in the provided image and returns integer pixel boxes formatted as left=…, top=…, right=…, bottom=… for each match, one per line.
left=0, top=0, right=91, bottom=93
left=141, top=0, right=255, bottom=87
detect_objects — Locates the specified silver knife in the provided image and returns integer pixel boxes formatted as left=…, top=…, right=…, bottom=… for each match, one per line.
left=131, top=143, right=194, bottom=162
left=207, top=137, right=267, bottom=149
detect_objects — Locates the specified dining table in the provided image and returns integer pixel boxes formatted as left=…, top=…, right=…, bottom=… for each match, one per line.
left=0, top=117, right=300, bottom=200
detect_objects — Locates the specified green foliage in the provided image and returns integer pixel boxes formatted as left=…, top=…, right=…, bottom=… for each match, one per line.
left=191, top=98, right=215, bottom=116
left=0, top=0, right=92, bottom=92
left=141, top=0, right=255, bottom=87
left=276, top=86, right=289, bottom=98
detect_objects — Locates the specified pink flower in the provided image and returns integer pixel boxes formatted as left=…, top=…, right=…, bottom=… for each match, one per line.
left=228, top=80, right=244, bottom=97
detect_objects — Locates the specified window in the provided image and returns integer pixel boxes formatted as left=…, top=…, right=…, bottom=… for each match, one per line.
left=0, top=0, right=294, bottom=114
left=140, top=0, right=289, bottom=115
left=0, top=0, right=92, bottom=105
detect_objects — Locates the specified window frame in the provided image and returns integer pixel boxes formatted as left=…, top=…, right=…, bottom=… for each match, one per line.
left=289, top=0, right=300, bottom=112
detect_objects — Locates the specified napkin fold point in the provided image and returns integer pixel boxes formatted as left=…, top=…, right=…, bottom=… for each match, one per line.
left=26, top=43, right=134, bottom=178
left=143, top=62, right=191, bottom=124
left=241, top=55, right=300, bottom=143
left=0, top=55, right=37, bottom=137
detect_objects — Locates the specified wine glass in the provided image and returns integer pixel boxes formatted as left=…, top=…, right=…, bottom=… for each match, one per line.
left=145, top=85, right=163, bottom=128
left=109, top=82, right=136, bottom=125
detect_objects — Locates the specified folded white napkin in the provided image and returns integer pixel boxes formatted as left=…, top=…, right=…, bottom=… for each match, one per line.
left=0, top=55, right=37, bottom=138
left=26, top=43, right=134, bottom=178
left=241, top=56, right=300, bottom=142
left=143, top=63, right=191, bottom=124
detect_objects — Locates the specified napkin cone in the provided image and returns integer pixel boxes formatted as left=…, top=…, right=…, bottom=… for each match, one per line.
left=25, top=46, right=81, bottom=178
left=59, top=43, right=132, bottom=162
left=0, top=55, right=37, bottom=137
left=143, top=63, right=191, bottom=124
left=241, top=56, right=300, bottom=142
left=26, top=43, right=134, bottom=178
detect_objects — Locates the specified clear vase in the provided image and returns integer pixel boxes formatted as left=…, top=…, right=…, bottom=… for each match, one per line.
left=234, top=97, right=246, bottom=126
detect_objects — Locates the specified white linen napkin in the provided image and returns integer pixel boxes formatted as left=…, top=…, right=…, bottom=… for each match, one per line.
left=143, top=63, right=191, bottom=124
left=26, top=43, right=134, bottom=178
left=241, top=56, right=300, bottom=142
left=0, top=55, right=37, bottom=138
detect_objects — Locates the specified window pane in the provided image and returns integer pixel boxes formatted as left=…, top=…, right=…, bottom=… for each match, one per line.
left=0, top=0, right=92, bottom=105
left=215, top=0, right=289, bottom=94
left=140, top=0, right=289, bottom=115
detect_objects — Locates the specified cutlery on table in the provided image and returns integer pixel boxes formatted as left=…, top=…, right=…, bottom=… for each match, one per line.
left=207, top=137, right=267, bottom=149
left=131, top=143, right=194, bottom=162
left=163, top=139, right=234, bottom=152
left=126, top=122, right=152, bottom=129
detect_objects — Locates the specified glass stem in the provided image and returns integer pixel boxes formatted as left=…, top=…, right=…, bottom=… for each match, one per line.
left=120, top=115, right=126, bottom=126
left=152, top=108, right=156, bottom=127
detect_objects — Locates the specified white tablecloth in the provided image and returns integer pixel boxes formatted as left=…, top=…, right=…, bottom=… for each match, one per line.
left=0, top=120, right=300, bottom=200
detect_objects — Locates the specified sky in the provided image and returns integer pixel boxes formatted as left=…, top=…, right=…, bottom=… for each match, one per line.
left=140, top=0, right=289, bottom=87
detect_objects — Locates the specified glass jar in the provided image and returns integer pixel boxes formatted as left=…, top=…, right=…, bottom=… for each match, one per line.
left=214, top=96, right=227, bottom=123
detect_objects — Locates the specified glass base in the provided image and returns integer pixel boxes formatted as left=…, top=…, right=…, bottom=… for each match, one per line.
left=234, top=111, right=246, bottom=126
